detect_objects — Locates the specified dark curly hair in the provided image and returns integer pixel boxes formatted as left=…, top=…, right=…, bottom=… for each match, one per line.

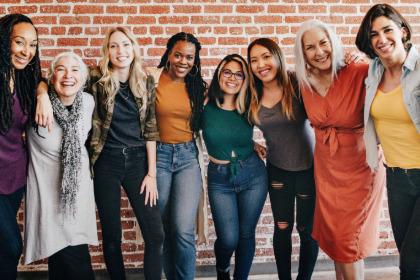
left=0, top=14, right=42, bottom=135
left=158, top=32, right=207, bottom=134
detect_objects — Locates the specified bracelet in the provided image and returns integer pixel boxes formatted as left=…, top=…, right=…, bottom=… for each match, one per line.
left=147, top=173, right=156, bottom=179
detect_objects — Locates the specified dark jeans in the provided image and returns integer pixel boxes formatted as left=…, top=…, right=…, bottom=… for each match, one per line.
left=208, top=153, right=268, bottom=280
left=386, top=166, right=420, bottom=280
left=94, top=147, right=164, bottom=280
left=48, top=244, right=95, bottom=280
left=0, top=187, right=24, bottom=280
left=267, top=163, right=319, bottom=280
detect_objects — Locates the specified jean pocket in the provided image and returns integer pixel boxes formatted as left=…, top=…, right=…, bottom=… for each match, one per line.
left=207, top=163, right=229, bottom=183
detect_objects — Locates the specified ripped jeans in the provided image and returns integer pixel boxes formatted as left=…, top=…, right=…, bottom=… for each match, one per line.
left=267, top=163, right=319, bottom=280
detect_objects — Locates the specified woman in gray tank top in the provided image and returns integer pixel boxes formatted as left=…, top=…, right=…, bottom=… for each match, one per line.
left=247, top=38, right=319, bottom=280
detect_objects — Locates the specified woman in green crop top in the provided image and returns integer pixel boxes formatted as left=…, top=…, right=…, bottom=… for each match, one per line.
left=202, top=54, right=268, bottom=280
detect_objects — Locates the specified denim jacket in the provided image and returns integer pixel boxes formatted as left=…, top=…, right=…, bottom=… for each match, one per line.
left=364, top=46, right=420, bottom=170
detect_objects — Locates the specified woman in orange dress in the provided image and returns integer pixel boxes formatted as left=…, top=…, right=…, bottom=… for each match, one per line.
left=294, top=19, right=385, bottom=280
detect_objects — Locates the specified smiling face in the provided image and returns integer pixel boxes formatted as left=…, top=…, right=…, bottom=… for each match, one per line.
left=302, top=27, right=332, bottom=73
left=52, top=56, right=83, bottom=105
left=108, top=31, right=135, bottom=70
left=167, top=40, right=196, bottom=82
left=370, top=16, right=407, bottom=64
left=10, top=22, right=38, bottom=70
left=219, top=60, right=244, bottom=97
left=249, top=44, right=279, bottom=84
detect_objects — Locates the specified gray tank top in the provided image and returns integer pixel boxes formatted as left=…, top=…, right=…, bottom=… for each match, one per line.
left=257, top=94, right=314, bottom=171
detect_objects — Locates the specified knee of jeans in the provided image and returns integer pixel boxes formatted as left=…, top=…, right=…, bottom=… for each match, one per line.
left=146, top=227, right=165, bottom=247
left=296, top=224, right=313, bottom=241
left=297, top=193, right=313, bottom=200
left=270, top=180, right=285, bottom=190
left=172, top=227, right=195, bottom=245
left=3, top=236, right=23, bottom=260
left=216, top=235, right=238, bottom=252
left=103, top=240, right=122, bottom=255
left=274, top=221, right=293, bottom=236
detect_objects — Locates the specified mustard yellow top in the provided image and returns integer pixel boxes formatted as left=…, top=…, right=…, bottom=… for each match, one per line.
left=155, top=72, right=192, bottom=144
left=371, top=85, right=420, bottom=168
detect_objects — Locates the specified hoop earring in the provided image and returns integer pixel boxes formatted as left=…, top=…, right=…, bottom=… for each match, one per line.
left=188, top=64, right=198, bottom=77
left=165, top=60, right=170, bottom=70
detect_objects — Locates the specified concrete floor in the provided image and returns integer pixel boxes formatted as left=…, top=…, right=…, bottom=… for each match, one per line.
left=196, top=266, right=399, bottom=280
left=18, top=256, right=400, bottom=280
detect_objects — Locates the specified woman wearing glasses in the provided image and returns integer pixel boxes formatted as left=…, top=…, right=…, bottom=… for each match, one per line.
left=202, top=54, right=268, bottom=280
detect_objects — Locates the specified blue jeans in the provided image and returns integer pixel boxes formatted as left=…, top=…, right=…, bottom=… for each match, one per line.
left=386, top=166, right=420, bottom=280
left=157, top=141, right=202, bottom=280
left=0, top=187, right=25, bottom=280
left=208, top=153, right=268, bottom=280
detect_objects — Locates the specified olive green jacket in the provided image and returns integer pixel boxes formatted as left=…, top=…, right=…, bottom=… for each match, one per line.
left=89, top=67, right=159, bottom=167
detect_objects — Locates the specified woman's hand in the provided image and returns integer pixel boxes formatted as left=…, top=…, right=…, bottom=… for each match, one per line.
left=35, top=81, right=54, bottom=132
left=140, top=174, right=158, bottom=207
left=344, top=50, right=369, bottom=65
left=254, top=142, right=267, bottom=160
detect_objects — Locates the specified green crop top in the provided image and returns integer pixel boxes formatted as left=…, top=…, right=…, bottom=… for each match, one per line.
left=202, top=102, right=254, bottom=175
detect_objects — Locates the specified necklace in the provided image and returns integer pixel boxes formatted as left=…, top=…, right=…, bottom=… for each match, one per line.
left=119, top=82, right=130, bottom=100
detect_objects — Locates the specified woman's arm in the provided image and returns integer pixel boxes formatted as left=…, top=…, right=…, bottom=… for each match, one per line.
left=35, top=81, right=54, bottom=132
left=140, top=141, right=158, bottom=207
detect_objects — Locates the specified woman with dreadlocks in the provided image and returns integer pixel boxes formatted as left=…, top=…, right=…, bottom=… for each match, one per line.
left=24, top=52, right=98, bottom=279
left=147, top=32, right=207, bottom=280
left=0, top=14, right=42, bottom=280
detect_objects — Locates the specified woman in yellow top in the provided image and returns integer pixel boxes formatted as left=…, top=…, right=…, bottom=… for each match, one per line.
left=150, top=32, right=207, bottom=280
left=356, top=4, right=420, bottom=279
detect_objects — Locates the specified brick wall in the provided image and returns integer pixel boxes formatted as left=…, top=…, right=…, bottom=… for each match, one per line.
left=7, top=0, right=415, bottom=272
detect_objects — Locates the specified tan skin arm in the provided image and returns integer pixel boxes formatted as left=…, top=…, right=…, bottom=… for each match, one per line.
left=35, top=81, right=54, bottom=132
left=140, top=141, right=158, bottom=207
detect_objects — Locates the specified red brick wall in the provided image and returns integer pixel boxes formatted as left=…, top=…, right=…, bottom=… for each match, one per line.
left=7, top=0, right=415, bottom=271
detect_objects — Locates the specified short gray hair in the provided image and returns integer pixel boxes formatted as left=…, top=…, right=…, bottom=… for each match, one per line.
left=294, top=19, right=345, bottom=90
left=48, top=52, right=89, bottom=89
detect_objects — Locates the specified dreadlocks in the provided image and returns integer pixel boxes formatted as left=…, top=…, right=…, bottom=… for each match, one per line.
left=158, top=32, right=207, bottom=135
left=0, top=14, right=41, bottom=135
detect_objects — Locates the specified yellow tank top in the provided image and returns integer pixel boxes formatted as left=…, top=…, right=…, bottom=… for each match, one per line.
left=371, top=85, right=420, bottom=168
left=155, top=71, right=192, bottom=144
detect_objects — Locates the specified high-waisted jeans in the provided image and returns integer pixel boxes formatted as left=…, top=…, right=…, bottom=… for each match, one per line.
left=0, top=187, right=24, bottom=280
left=386, top=166, right=420, bottom=280
left=267, top=163, right=318, bottom=280
left=94, top=146, right=164, bottom=280
left=208, top=153, right=268, bottom=280
left=157, top=141, right=202, bottom=280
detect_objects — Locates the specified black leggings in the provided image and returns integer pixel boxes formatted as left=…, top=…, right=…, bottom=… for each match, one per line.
left=267, top=163, right=319, bottom=280
left=48, top=244, right=94, bottom=280
left=94, top=147, right=164, bottom=280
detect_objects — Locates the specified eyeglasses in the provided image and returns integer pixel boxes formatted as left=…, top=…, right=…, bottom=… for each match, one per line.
left=221, top=69, right=245, bottom=80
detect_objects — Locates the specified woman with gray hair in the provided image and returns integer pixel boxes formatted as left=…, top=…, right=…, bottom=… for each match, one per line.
left=294, top=20, right=385, bottom=280
left=24, top=52, right=98, bottom=280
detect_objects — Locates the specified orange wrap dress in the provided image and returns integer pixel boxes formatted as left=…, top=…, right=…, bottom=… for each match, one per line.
left=301, top=63, right=385, bottom=263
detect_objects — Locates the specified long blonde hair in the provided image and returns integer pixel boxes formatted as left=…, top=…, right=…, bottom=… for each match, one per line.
left=99, top=27, right=148, bottom=110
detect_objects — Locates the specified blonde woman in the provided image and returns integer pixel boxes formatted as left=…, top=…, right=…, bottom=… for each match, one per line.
left=89, top=27, right=163, bottom=280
